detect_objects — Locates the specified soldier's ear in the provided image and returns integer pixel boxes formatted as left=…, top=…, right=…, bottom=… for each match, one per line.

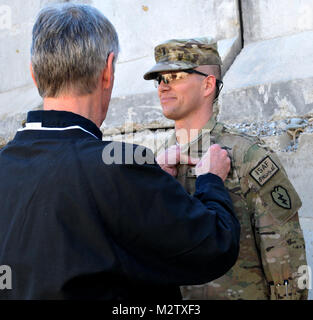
left=202, top=75, right=216, bottom=98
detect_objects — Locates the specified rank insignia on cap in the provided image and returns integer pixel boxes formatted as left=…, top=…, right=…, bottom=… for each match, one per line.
left=271, top=186, right=291, bottom=209
left=249, top=156, right=279, bottom=186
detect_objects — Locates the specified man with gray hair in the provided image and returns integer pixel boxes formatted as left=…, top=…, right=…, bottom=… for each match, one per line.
left=144, top=38, right=308, bottom=300
left=0, top=4, right=240, bottom=299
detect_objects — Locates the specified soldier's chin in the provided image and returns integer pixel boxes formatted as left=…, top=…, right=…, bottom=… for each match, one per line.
left=162, top=110, right=179, bottom=120
left=162, top=106, right=179, bottom=120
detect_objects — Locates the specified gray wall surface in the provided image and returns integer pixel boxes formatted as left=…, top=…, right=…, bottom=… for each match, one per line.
left=242, top=0, right=313, bottom=43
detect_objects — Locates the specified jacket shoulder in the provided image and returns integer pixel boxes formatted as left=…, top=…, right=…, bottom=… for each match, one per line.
left=212, top=122, right=262, bottom=166
left=213, top=123, right=302, bottom=224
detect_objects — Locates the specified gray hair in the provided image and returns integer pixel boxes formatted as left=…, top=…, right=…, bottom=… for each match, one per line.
left=31, top=3, right=119, bottom=98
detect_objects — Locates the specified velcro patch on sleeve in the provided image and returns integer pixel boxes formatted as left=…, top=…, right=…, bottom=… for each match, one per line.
left=271, top=186, right=291, bottom=209
left=249, top=156, right=279, bottom=186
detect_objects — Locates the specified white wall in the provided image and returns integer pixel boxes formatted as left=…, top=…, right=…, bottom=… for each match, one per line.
left=242, top=0, right=313, bottom=43
left=91, top=0, right=240, bottom=97
left=0, top=0, right=68, bottom=134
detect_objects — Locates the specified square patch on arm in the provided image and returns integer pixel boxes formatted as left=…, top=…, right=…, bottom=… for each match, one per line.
left=249, top=156, right=279, bottom=186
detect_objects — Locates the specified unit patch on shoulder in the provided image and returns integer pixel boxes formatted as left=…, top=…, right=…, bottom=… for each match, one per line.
left=249, top=156, right=279, bottom=186
left=271, top=186, right=291, bottom=209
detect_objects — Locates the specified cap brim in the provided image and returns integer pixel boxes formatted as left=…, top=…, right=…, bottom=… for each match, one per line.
left=143, top=61, right=198, bottom=80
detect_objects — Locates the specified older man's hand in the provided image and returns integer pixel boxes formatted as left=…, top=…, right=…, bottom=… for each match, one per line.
left=195, top=144, right=230, bottom=181
left=156, top=145, right=198, bottom=177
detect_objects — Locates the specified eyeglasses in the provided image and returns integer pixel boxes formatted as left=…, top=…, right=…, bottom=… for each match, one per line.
left=154, top=69, right=208, bottom=88
left=154, top=69, right=223, bottom=99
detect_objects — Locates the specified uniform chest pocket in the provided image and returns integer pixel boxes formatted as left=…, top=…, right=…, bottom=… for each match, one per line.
left=177, top=165, right=197, bottom=195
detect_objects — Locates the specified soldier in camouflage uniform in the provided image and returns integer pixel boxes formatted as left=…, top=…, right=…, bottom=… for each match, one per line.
left=143, top=38, right=308, bottom=300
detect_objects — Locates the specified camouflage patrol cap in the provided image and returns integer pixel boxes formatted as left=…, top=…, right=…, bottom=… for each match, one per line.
left=143, top=37, right=222, bottom=80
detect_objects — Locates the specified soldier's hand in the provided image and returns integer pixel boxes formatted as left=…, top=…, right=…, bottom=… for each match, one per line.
left=156, top=145, right=198, bottom=177
left=195, top=144, right=230, bottom=181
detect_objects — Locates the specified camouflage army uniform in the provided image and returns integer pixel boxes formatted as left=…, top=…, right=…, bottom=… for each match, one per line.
left=162, top=117, right=308, bottom=300
left=144, top=37, right=308, bottom=299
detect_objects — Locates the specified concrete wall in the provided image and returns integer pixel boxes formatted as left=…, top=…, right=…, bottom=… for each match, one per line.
left=242, top=0, right=313, bottom=43
left=0, top=0, right=67, bottom=143
left=219, top=31, right=313, bottom=123
left=219, top=0, right=313, bottom=123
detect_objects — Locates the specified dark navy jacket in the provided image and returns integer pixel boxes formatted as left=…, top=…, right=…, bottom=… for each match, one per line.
left=0, top=110, right=240, bottom=300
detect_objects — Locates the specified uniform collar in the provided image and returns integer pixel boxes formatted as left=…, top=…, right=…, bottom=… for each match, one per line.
left=24, top=110, right=103, bottom=140
left=167, top=116, right=217, bottom=152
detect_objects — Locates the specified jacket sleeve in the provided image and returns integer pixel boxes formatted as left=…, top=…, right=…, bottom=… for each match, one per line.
left=86, top=142, right=240, bottom=286
left=243, top=143, right=308, bottom=300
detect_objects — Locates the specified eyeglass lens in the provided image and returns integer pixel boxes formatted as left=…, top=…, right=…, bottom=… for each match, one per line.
left=154, top=72, right=188, bottom=87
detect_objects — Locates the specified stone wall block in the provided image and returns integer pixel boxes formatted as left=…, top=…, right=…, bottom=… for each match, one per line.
left=242, top=0, right=313, bottom=43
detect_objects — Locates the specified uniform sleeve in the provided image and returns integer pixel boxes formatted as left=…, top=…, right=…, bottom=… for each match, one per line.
left=85, top=142, right=240, bottom=286
left=241, top=142, right=308, bottom=300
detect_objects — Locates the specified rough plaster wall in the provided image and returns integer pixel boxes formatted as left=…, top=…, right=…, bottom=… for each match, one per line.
left=0, top=0, right=69, bottom=96
left=219, top=31, right=313, bottom=123
left=242, top=0, right=313, bottom=43
left=0, top=0, right=70, bottom=143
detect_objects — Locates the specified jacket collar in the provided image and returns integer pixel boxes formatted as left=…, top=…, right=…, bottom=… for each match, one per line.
left=24, top=110, right=103, bottom=140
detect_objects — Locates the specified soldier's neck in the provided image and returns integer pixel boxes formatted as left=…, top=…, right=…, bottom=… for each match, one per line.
left=175, top=111, right=212, bottom=145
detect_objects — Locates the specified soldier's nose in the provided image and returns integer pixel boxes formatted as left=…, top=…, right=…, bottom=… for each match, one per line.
left=158, top=80, right=170, bottom=91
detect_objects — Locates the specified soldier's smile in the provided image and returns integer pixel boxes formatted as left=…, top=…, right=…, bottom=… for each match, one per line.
left=160, top=96, right=177, bottom=104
